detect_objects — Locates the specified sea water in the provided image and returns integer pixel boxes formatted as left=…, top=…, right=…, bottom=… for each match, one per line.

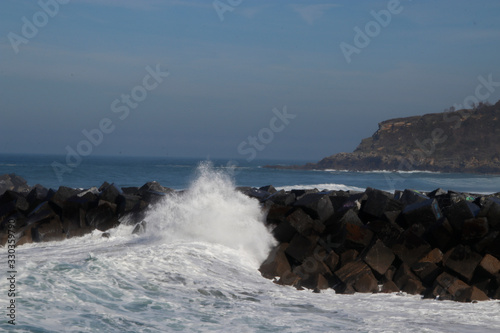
left=2, top=154, right=500, bottom=194
left=1, top=154, right=500, bottom=332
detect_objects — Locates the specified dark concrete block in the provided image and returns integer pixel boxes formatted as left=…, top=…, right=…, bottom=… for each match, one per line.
left=286, top=208, right=323, bottom=235
left=50, top=186, right=83, bottom=209
left=324, top=250, right=339, bottom=272
left=138, top=181, right=174, bottom=203
left=393, top=263, right=420, bottom=290
left=398, top=189, right=429, bottom=206
left=293, top=257, right=332, bottom=290
left=417, top=248, right=443, bottom=264
left=0, top=190, right=29, bottom=212
left=427, top=188, right=447, bottom=198
left=291, top=189, right=319, bottom=200
left=265, top=190, right=296, bottom=206
left=366, top=219, right=404, bottom=248
left=121, top=186, right=140, bottom=195
left=411, top=261, right=442, bottom=286
left=334, top=260, right=372, bottom=285
left=272, top=220, right=297, bottom=243
left=402, top=199, right=443, bottom=229
left=362, top=188, right=402, bottom=218
left=116, top=194, right=142, bottom=216
left=26, top=201, right=58, bottom=226
left=85, top=200, right=120, bottom=232
left=26, top=185, right=49, bottom=209
left=462, top=217, right=489, bottom=241
left=478, top=197, right=500, bottom=229
left=381, top=280, right=400, bottom=293
left=444, top=200, right=478, bottom=232
left=392, top=231, right=431, bottom=266
left=402, top=278, right=426, bottom=295
left=478, top=254, right=500, bottom=276
left=294, top=193, right=334, bottom=222
left=428, top=218, right=454, bottom=252
left=285, top=234, right=318, bottom=263
left=443, top=245, right=482, bottom=282
left=259, top=185, right=277, bottom=194
left=0, top=173, right=30, bottom=195
left=353, top=270, right=379, bottom=293
left=454, top=286, right=490, bottom=302
left=100, top=183, right=123, bottom=204
left=363, top=239, right=395, bottom=276
left=340, top=249, right=359, bottom=267
left=31, top=215, right=66, bottom=242
left=259, top=243, right=292, bottom=279
left=339, top=209, right=363, bottom=226
left=344, top=222, right=373, bottom=250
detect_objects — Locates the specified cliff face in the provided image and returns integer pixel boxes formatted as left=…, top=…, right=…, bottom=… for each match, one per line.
left=308, top=100, right=500, bottom=173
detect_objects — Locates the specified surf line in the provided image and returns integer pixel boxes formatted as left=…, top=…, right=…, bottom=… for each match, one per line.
left=6, top=218, right=17, bottom=325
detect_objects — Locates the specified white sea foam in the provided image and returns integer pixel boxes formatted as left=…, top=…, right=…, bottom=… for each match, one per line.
left=277, top=183, right=365, bottom=192
left=320, top=168, right=442, bottom=174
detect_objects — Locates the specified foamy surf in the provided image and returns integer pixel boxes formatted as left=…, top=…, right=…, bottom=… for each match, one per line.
left=277, top=183, right=365, bottom=192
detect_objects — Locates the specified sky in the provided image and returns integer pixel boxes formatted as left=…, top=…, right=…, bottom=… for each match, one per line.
left=1, top=0, right=500, bottom=162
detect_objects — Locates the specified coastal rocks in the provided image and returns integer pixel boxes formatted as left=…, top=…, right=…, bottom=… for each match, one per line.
left=0, top=175, right=172, bottom=246
left=257, top=185, right=500, bottom=302
left=265, top=100, right=500, bottom=174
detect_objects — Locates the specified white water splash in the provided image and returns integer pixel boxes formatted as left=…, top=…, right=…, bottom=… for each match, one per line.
left=144, top=162, right=276, bottom=268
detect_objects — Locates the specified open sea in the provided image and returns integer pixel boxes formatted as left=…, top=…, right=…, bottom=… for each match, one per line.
left=1, top=153, right=500, bottom=332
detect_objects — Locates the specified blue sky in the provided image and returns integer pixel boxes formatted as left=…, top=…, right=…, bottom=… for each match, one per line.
left=1, top=0, right=500, bottom=161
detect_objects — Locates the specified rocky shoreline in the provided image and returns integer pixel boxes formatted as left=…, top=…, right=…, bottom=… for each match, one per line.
left=265, top=100, right=500, bottom=174
left=1, top=173, right=500, bottom=302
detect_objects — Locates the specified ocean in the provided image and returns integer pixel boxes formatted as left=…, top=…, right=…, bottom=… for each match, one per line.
left=1, top=154, right=500, bottom=332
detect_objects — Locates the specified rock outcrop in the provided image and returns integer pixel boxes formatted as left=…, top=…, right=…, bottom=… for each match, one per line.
left=269, top=100, right=500, bottom=173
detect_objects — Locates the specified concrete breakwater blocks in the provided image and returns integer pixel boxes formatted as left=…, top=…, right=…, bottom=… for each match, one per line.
left=0, top=173, right=172, bottom=245
left=1, top=174, right=500, bottom=302
left=252, top=185, right=500, bottom=302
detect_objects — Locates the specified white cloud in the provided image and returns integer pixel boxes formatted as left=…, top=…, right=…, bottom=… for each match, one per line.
left=292, top=3, right=339, bottom=25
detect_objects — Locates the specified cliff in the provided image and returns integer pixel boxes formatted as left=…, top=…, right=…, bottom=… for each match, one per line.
left=300, top=100, right=500, bottom=173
